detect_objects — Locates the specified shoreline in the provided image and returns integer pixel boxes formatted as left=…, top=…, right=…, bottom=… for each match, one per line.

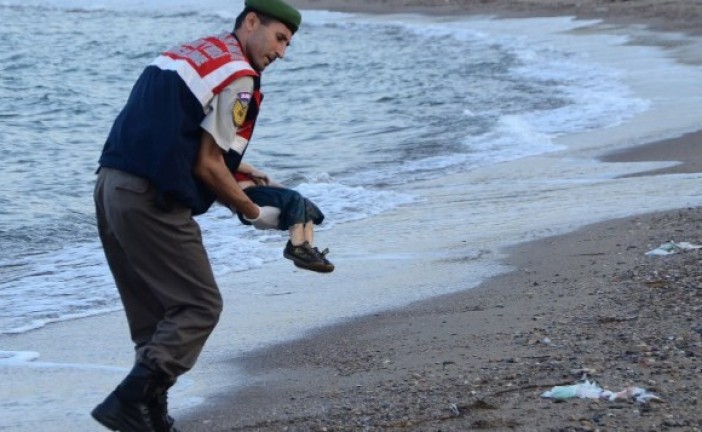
left=184, top=207, right=702, bottom=430
left=179, top=130, right=702, bottom=431
left=1, top=2, right=700, bottom=431
left=179, top=3, right=702, bottom=430
left=600, top=130, right=702, bottom=177
left=182, top=185, right=702, bottom=431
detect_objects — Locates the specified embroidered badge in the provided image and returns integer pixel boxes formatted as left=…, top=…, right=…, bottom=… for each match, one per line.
left=232, top=92, right=252, bottom=127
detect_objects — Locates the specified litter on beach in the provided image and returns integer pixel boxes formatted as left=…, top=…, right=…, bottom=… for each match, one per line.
left=541, top=379, right=661, bottom=403
left=645, top=241, right=702, bottom=256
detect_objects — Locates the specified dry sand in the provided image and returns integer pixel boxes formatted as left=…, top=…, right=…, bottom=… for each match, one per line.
left=178, top=2, right=702, bottom=431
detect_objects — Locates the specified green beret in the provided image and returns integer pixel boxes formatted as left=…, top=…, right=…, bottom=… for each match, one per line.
left=245, top=0, right=302, bottom=33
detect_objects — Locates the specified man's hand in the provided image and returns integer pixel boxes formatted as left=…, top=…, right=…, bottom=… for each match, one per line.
left=250, top=168, right=270, bottom=185
left=244, top=206, right=280, bottom=230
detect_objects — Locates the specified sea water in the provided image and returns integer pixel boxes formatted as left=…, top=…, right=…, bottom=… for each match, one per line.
left=1, top=0, right=702, bottom=430
left=0, top=0, right=657, bottom=335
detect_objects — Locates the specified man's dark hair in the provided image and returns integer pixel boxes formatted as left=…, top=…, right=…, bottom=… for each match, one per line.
left=234, top=7, right=267, bottom=30
left=233, top=7, right=295, bottom=33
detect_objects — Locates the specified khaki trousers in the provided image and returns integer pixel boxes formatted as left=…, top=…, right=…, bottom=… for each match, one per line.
left=94, top=168, right=222, bottom=378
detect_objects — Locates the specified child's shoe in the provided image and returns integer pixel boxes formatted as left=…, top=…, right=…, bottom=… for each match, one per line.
left=283, top=241, right=334, bottom=273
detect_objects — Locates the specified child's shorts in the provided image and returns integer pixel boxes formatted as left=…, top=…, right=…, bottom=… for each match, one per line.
left=237, top=185, right=324, bottom=230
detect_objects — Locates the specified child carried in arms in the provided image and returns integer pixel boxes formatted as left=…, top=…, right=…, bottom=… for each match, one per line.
left=234, top=162, right=334, bottom=273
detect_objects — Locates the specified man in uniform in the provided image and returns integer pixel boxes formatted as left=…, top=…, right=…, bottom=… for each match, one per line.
left=91, top=1, right=302, bottom=430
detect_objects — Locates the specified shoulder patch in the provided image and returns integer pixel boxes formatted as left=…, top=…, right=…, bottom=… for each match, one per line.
left=232, top=92, right=252, bottom=127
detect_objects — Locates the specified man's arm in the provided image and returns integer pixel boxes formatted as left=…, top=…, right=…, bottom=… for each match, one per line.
left=194, top=131, right=260, bottom=220
left=237, top=161, right=255, bottom=173
left=237, top=161, right=270, bottom=185
left=196, top=76, right=279, bottom=229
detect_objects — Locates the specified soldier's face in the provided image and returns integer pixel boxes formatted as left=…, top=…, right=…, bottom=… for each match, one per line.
left=245, top=15, right=292, bottom=72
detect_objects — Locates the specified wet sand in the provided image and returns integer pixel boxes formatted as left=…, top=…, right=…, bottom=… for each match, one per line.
left=181, top=139, right=702, bottom=431
left=179, top=1, right=702, bottom=430
left=601, top=130, right=702, bottom=177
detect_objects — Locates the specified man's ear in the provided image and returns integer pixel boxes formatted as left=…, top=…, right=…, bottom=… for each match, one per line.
left=244, top=11, right=259, bottom=31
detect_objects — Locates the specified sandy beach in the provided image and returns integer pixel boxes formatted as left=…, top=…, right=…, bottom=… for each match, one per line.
left=1, top=1, right=699, bottom=431
left=181, top=143, right=702, bottom=432
left=170, top=1, right=702, bottom=431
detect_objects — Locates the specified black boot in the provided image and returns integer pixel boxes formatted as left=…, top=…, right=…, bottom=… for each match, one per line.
left=91, top=363, right=163, bottom=432
left=149, top=375, right=180, bottom=432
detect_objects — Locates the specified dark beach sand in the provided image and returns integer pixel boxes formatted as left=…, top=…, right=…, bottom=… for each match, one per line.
left=601, top=130, right=702, bottom=177
left=180, top=2, right=702, bottom=430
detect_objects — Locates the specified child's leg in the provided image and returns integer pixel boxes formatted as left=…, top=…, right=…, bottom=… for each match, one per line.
left=289, top=223, right=306, bottom=246
left=303, top=222, right=314, bottom=246
left=286, top=222, right=314, bottom=247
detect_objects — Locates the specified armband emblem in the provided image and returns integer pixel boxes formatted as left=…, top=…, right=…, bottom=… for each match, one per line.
left=232, top=92, right=251, bottom=127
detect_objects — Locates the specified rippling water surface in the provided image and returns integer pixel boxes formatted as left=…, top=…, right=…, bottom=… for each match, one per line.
left=0, top=1, right=649, bottom=334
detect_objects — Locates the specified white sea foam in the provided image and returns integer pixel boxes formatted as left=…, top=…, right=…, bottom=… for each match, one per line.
left=1, top=5, right=702, bottom=431
left=0, top=350, right=127, bottom=371
left=0, top=1, right=659, bottom=335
